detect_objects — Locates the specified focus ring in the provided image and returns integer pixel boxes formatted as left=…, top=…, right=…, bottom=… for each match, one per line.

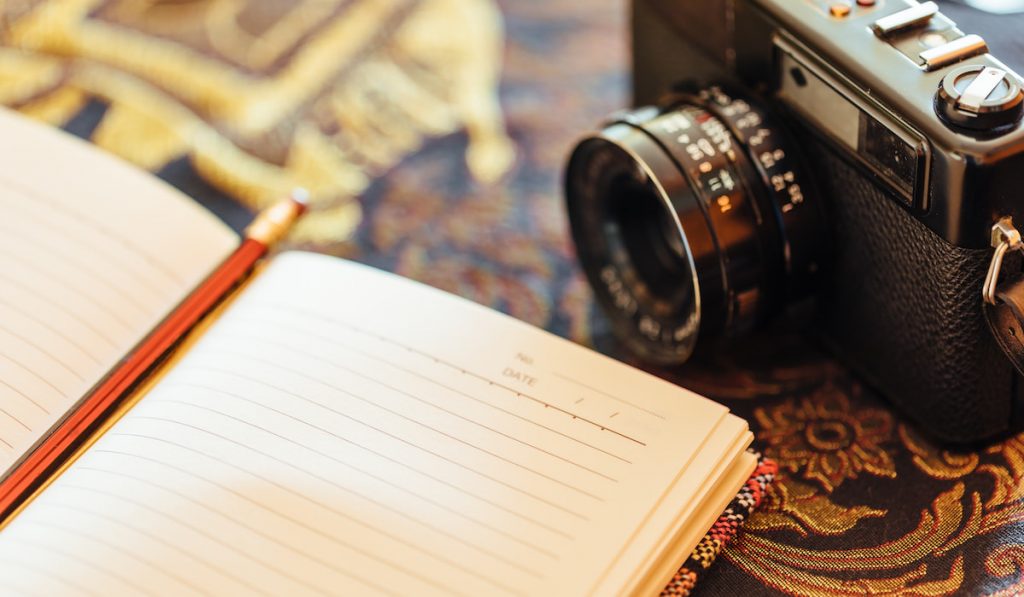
left=639, top=105, right=769, bottom=334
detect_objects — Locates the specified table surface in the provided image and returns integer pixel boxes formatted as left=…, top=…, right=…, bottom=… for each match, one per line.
left=3, top=0, right=1024, bottom=595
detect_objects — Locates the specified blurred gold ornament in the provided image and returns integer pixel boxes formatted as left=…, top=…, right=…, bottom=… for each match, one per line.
left=0, top=0, right=515, bottom=243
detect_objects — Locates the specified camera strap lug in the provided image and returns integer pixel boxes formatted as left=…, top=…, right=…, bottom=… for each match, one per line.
left=982, top=217, right=1024, bottom=378
left=984, top=217, right=1022, bottom=306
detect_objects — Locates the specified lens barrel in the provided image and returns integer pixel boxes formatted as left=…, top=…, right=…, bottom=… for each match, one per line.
left=565, top=87, right=823, bottom=364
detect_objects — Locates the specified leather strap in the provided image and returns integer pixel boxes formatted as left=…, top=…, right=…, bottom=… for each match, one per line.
left=984, top=273, right=1024, bottom=377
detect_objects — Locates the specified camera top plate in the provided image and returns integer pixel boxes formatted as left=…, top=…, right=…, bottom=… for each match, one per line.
left=749, top=0, right=1024, bottom=247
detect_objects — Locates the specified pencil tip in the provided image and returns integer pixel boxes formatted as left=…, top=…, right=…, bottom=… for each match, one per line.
left=290, top=187, right=310, bottom=207
left=289, top=188, right=310, bottom=216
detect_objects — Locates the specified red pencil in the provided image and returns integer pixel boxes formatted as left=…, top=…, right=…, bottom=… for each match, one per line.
left=0, top=191, right=308, bottom=520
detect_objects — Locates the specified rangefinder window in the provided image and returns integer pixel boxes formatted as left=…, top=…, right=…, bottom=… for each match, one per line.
left=776, top=41, right=929, bottom=208
left=859, top=115, right=924, bottom=205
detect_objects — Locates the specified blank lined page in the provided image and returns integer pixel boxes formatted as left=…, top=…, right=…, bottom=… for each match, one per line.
left=0, top=252, right=749, bottom=596
left=0, top=108, right=238, bottom=475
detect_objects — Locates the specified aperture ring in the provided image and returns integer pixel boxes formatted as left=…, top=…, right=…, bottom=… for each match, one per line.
left=695, top=86, right=824, bottom=299
left=639, top=106, right=768, bottom=334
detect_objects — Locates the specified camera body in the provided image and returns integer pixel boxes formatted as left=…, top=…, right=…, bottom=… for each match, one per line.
left=580, top=0, right=1024, bottom=442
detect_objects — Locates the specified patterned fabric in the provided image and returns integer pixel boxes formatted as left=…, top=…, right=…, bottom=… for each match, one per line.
left=4, top=0, right=1024, bottom=595
left=662, top=455, right=778, bottom=597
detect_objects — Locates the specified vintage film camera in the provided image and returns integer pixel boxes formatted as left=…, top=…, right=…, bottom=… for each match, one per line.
left=564, top=0, right=1024, bottom=442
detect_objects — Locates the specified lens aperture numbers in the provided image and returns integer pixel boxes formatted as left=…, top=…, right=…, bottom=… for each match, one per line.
left=564, top=86, right=825, bottom=364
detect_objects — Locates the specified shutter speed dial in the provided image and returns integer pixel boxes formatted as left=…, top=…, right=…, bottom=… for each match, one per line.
left=935, top=64, right=1024, bottom=133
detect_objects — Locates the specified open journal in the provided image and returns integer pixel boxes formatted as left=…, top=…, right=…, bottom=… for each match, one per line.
left=0, top=108, right=755, bottom=596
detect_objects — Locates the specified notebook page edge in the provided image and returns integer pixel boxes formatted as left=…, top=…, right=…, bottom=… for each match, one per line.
left=631, top=447, right=757, bottom=597
left=592, top=417, right=752, bottom=596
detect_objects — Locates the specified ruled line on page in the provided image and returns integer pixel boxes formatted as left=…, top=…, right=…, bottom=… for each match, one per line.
left=9, top=536, right=155, bottom=596
left=94, top=441, right=551, bottom=580
left=228, top=314, right=633, bottom=465
left=18, top=518, right=210, bottom=595
left=0, top=110, right=238, bottom=478
left=75, top=465, right=501, bottom=597
left=194, top=348, right=609, bottom=502
left=118, top=414, right=563, bottom=567
left=164, top=368, right=591, bottom=521
left=0, top=576, right=75, bottom=597
left=0, top=322, right=88, bottom=383
left=43, top=485, right=347, bottom=597
left=94, top=416, right=545, bottom=593
left=0, top=246, right=140, bottom=333
left=209, top=331, right=621, bottom=482
left=26, top=503, right=264, bottom=595
left=0, top=556, right=98, bottom=597
left=0, top=378, right=50, bottom=415
left=551, top=372, right=666, bottom=420
left=0, top=427, right=16, bottom=450
left=135, top=402, right=562, bottom=562
left=0, top=352, right=64, bottom=403
left=77, top=461, right=530, bottom=594
left=0, top=272, right=122, bottom=349
left=0, top=174, right=187, bottom=287
left=163, top=381, right=576, bottom=540
left=239, top=303, right=647, bottom=446
left=0, top=225, right=161, bottom=312
left=0, top=297, right=105, bottom=366
left=0, top=409, right=30, bottom=433
left=0, top=195, right=173, bottom=299
left=99, top=431, right=548, bottom=587
left=311, top=317, right=649, bottom=445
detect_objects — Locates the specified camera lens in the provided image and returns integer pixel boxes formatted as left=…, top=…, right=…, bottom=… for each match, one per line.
left=565, top=87, right=823, bottom=364
left=608, top=165, right=691, bottom=304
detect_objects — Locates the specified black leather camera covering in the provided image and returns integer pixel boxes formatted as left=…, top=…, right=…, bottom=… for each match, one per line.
left=806, top=129, right=1020, bottom=443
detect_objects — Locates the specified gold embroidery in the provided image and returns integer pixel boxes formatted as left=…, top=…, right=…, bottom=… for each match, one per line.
left=729, top=485, right=968, bottom=594
left=746, top=478, right=886, bottom=536
left=740, top=383, right=1024, bottom=595
left=900, top=424, right=979, bottom=480
left=17, top=84, right=83, bottom=124
left=0, top=46, right=63, bottom=105
left=986, top=544, right=1024, bottom=597
left=756, top=385, right=896, bottom=492
left=726, top=550, right=964, bottom=597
